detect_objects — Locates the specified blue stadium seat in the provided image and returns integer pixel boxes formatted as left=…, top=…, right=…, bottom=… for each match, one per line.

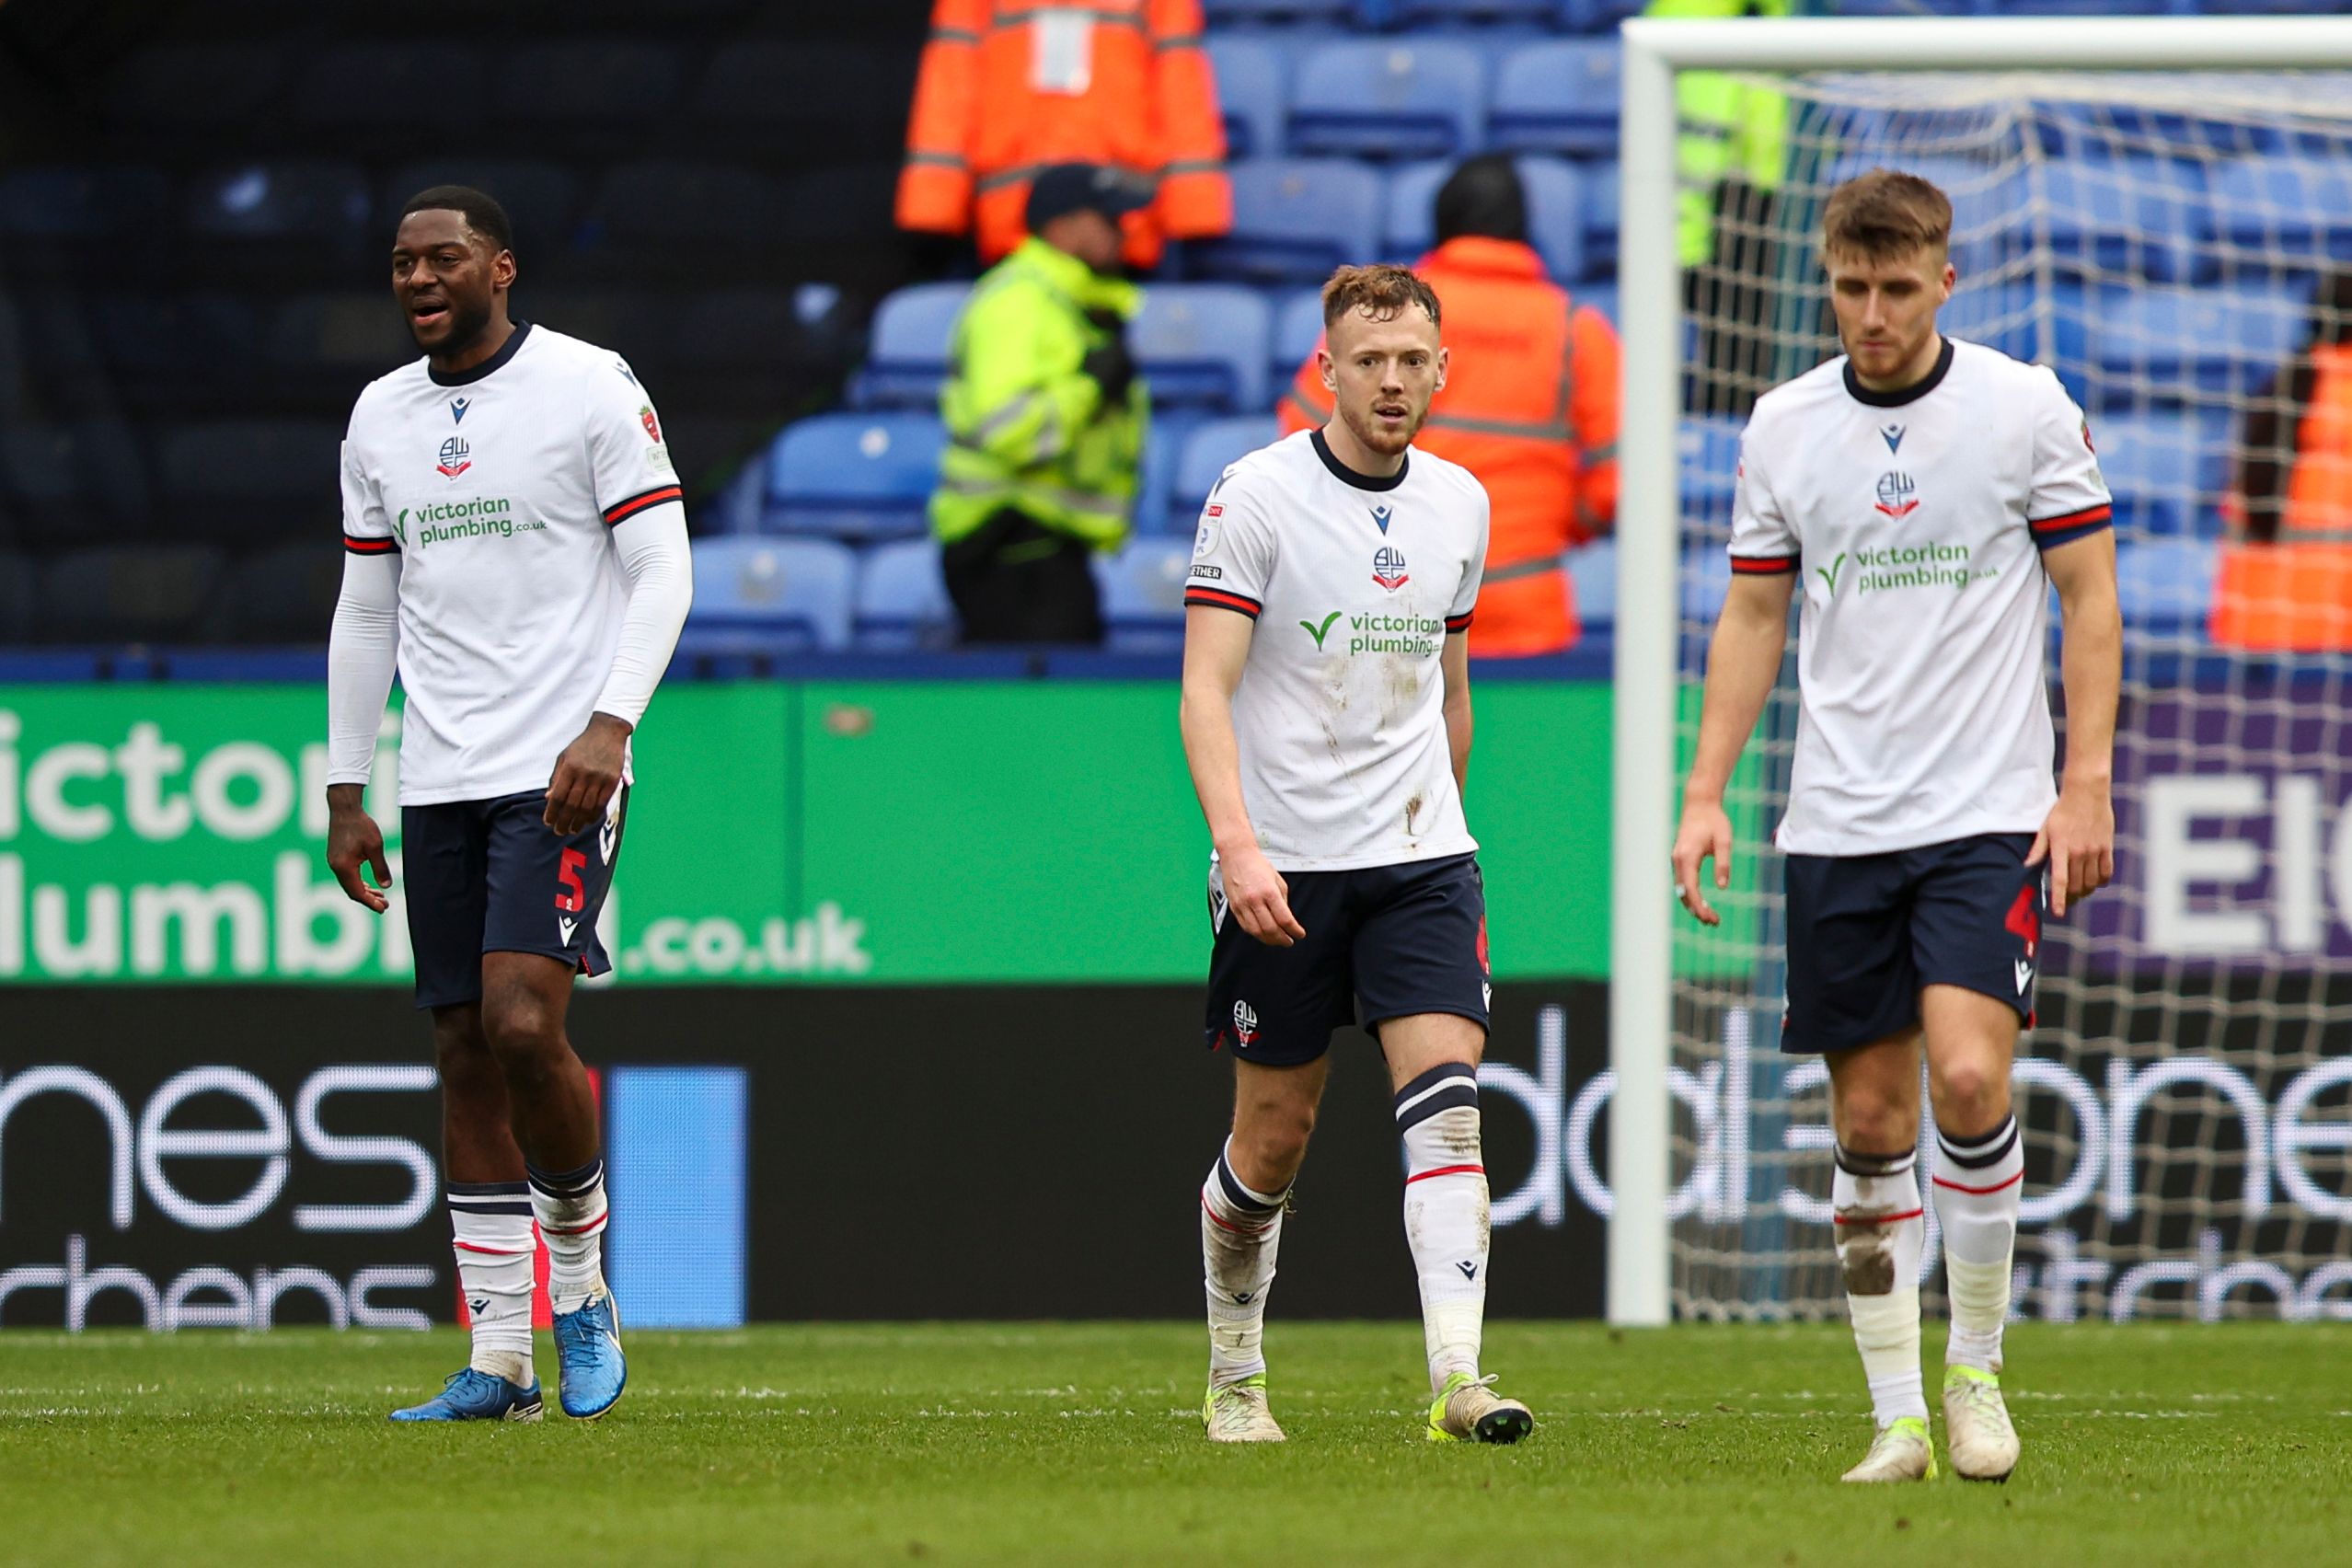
left=1134, top=285, right=1271, bottom=412
left=264, top=293, right=416, bottom=393
left=2042, top=157, right=2207, bottom=283
left=1385, top=157, right=1587, bottom=281
left=691, top=41, right=913, bottom=154
left=1206, top=39, right=1288, bottom=163
left=221, top=542, right=343, bottom=644
left=1581, top=159, right=1618, bottom=275
left=384, top=160, right=584, bottom=253
left=1679, top=417, right=1743, bottom=525
left=1190, top=159, right=1385, bottom=285
left=1287, top=42, right=1486, bottom=163
left=293, top=44, right=488, bottom=133
left=760, top=413, right=944, bottom=540
left=2209, top=156, right=2352, bottom=275
left=581, top=162, right=796, bottom=270
left=1939, top=279, right=2041, bottom=364
left=1172, top=417, right=1280, bottom=532
left=1490, top=41, right=1621, bottom=159
left=858, top=283, right=968, bottom=409
left=1554, top=0, right=1643, bottom=29
left=685, top=537, right=855, bottom=654
left=853, top=538, right=955, bottom=651
left=2087, top=282, right=2309, bottom=405
left=40, top=547, right=227, bottom=645
left=155, top=419, right=344, bottom=547
left=1681, top=547, right=1731, bottom=627
left=1274, top=288, right=1325, bottom=389
left=1385, top=0, right=1560, bottom=26
left=102, top=43, right=290, bottom=134
left=497, top=40, right=689, bottom=141
left=1202, top=0, right=1355, bottom=25
left=2089, top=412, right=2221, bottom=538
left=0, top=421, right=154, bottom=545
left=1097, top=539, right=1193, bottom=652
left=185, top=160, right=372, bottom=250
left=2115, top=538, right=2217, bottom=634
left=0, top=166, right=170, bottom=277
left=1568, top=536, right=1616, bottom=629
left=92, top=293, right=264, bottom=408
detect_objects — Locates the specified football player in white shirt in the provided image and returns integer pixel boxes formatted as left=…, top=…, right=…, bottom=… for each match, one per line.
left=1673, top=172, right=2121, bottom=1484
left=324, top=187, right=693, bottom=1424
left=1180, top=265, right=1531, bottom=1447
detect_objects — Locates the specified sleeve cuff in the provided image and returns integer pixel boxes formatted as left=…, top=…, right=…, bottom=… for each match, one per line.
left=343, top=533, right=398, bottom=555
left=1183, top=587, right=1262, bottom=619
left=1729, top=552, right=1799, bottom=575
left=2030, top=503, right=2113, bottom=549
left=603, top=485, right=685, bottom=526
left=1445, top=611, right=1473, bottom=633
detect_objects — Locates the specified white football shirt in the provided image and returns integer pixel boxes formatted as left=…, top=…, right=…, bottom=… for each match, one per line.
left=1730, top=338, right=2112, bottom=857
left=1186, top=429, right=1490, bottom=871
left=338, top=323, right=684, bottom=805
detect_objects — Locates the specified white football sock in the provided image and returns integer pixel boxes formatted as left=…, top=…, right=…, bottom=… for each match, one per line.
left=527, top=1159, right=609, bottom=1316
left=1934, top=1113, right=2023, bottom=1373
left=448, top=1183, right=534, bottom=1384
left=1202, top=1140, right=1286, bottom=1389
left=1395, top=1063, right=1489, bottom=1394
left=1835, top=1144, right=1927, bottom=1428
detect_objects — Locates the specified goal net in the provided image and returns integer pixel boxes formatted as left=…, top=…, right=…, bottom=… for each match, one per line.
left=1663, top=65, right=2352, bottom=1322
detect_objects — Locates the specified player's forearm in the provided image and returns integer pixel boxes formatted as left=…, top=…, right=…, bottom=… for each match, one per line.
left=1444, top=690, right=1472, bottom=797
left=594, top=508, right=693, bottom=730
left=2058, top=576, right=2122, bottom=791
left=1684, top=596, right=1788, bottom=805
left=326, top=553, right=401, bottom=788
left=1179, top=685, right=1260, bottom=855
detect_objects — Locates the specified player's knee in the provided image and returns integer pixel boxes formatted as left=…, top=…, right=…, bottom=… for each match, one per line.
left=432, top=1014, right=496, bottom=1085
left=479, top=990, right=561, bottom=1068
left=1931, top=1057, right=2008, bottom=1135
left=1837, top=1094, right=1915, bottom=1159
left=1236, top=1101, right=1316, bottom=1183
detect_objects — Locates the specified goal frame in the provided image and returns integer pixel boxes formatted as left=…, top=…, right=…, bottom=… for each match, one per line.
left=1608, top=14, right=2352, bottom=1327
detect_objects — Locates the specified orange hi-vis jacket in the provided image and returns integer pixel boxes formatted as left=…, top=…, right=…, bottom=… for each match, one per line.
left=896, top=0, right=1232, bottom=270
left=1280, top=237, right=1621, bottom=654
left=2213, top=340, right=2352, bottom=651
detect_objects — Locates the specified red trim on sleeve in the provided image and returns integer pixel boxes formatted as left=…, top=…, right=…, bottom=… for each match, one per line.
left=343, top=533, right=398, bottom=555
left=1444, top=612, right=1473, bottom=632
left=1729, top=553, right=1798, bottom=574
left=602, top=485, right=684, bottom=526
left=1184, top=587, right=1262, bottom=619
left=2029, top=502, right=2112, bottom=535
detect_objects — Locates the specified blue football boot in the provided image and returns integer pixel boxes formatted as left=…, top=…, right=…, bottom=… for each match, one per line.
left=551, top=1286, right=627, bottom=1420
left=389, top=1367, right=544, bottom=1424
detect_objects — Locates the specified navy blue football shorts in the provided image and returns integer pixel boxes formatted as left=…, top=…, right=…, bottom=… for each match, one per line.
left=1780, top=831, right=2046, bottom=1055
left=1204, top=851, right=1491, bottom=1067
left=401, top=786, right=628, bottom=1010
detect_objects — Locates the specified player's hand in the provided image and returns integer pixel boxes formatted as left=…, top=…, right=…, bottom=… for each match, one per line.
left=1221, top=842, right=1307, bottom=948
left=545, top=712, right=630, bottom=836
left=2028, top=781, right=2115, bottom=918
left=324, top=786, right=392, bottom=914
left=1672, top=798, right=1735, bottom=928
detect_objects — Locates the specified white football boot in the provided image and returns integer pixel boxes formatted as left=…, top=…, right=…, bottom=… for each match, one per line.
left=1943, top=1365, right=2021, bottom=1482
left=1840, top=1415, right=1938, bottom=1482
left=1203, top=1374, right=1286, bottom=1443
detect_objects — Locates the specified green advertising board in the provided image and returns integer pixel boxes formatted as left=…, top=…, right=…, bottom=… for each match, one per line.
left=0, top=681, right=1612, bottom=985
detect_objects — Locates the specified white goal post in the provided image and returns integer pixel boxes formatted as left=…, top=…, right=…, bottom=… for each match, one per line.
left=1610, top=16, right=2352, bottom=1327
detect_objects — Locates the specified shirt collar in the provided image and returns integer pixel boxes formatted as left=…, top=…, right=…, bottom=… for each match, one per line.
left=1843, top=336, right=1954, bottom=409
left=428, top=320, right=532, bottom=387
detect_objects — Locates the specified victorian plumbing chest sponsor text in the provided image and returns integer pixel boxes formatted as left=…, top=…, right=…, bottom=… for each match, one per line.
left=0, top=709, right=870, bottom=981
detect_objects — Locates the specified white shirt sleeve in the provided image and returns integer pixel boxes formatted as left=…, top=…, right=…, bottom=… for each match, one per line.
left=1729, top=421, right=1800, bottom=575
left=593, top=508, right=693, bottom=730
left=2025, top=368, right=2114, bottom=550
left=1182, top=465, right=1278, bottom=620
left=587, top=356, right=686, bottom=530
left=1447, top=478, right=1490, bottom=633
left=327, top=433, right=400, bottom=788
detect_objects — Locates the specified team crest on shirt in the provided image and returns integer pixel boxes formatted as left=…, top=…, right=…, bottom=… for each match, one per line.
left=435, top=436, right=472, bottom=478
left=1873, top=471, right=1919, bottom=518
left=1231, top=1000, right=1260, bottom=1047
left=1371, top=546, right=1410, bottom=592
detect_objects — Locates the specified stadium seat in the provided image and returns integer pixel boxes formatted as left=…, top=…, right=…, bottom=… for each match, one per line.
left=1383, top=0, right=1560, bottom=27
left=1939, top=278, right=2041, bottom=364
left=1385, top=157, right=1587, bottom=281
left=1273, top=289, right=1325, bottom=390
left=496, top=40, right=689, bottom=148
left=2041, top=157, right=2208, bottom=284
left=39, top=546, right=227, bottom=645
left=1189, top=159, right=1385, bottom=285
left=1490, top=41, right=1622, bottom=159
left=685, top=536, right=856, bottom=654
left=219, top=542, right=343, bottom=644
left=1206, top=39, right=1288, bottom=163
left=2087, top=282, right=2309, bottom=405
left=1133, top=285, right=1271, bottom=412
left=0, top=549, right=32, bottom=643
left=1097, top=539, right=1193, bottom=652
left=691, top=41, right=914, bottom=155
left=2208, top=156, right=2352, bottom=275
left=1581, top=159, right=1618, bottom=275
left=383, top=160, right=584, bottom=254
left=1201, top=0, right=1355, bottom=25
left=91, top=293, right=265, bottom=410
left=1554, top=0, right=1643, bottom=29
left=154, top=419, right=345, bottom=547
left=1678, top=417, right=1743, bottom=524
left=291, top=44, right=489, bottom=144
left=100, top=42, right=290, bottom=136
left=760, top=412, right=943, bottom=540
left=0, top=421, right=155, bottom=546
left=853, top=538, right=955, bottom=651
left=184, top=160, right=373, bottom=280
left=859, top=283, right=967, bottom=409
left=658, top=288, right=824, bottom=398
left=1567, top=536, right=1617, bottom=630
left=0, top=166, right=171, bottom=278
left=2115, top=537, right=2218, bottom=634
left=579, top=162, right=794, bottom=275
left=1680, top=546, right=1731, bottom=627
left=265, top=293, right=416, bottom=397
left=2089, top=412, right=2222, bottom=538
left=1172, top=417, right=1280, bottom=532
left=1288, top=42, right=1486, bottom=163
left=772, top=164, right=901, bottom=248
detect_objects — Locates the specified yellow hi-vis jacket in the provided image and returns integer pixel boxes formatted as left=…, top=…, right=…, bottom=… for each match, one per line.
left=1647, top=0, right=1792, bottom=269
left=931, top=237, right=1147, bottom=550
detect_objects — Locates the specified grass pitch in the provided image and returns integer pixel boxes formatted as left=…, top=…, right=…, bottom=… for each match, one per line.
left=1, top=1321, right=2345, bottom=1566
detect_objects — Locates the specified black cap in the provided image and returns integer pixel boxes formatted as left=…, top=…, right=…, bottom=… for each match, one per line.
left=1026, top=163, right=1154, bottom=230
left=1434, top=154, right=1528, bottom=247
